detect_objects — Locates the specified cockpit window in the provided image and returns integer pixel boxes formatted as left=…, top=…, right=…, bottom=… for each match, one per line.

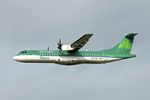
left=19, top=51, right=27, bottom=54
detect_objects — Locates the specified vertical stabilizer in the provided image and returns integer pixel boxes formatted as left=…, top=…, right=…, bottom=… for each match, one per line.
left=105, top=32, right=138, bottom=55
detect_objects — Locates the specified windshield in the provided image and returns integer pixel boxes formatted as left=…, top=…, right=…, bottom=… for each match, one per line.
left=19, top=51, right=27, bottom=54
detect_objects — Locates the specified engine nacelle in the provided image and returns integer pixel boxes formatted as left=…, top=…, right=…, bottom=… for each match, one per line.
left=61, top=45, right=74, bottom=51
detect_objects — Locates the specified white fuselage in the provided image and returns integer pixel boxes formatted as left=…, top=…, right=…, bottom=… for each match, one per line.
left=13, top=55, right=122, bottom=65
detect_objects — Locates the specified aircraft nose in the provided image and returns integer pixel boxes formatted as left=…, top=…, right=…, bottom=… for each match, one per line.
left=13, top=56, right=18, bottom=61
left=13, top=56, right=16, bottom=60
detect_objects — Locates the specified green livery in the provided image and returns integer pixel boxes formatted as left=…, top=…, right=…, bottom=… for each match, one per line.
left=99, top=32, right=137, bottom=57
left=13, top=33, right=138, bottom=65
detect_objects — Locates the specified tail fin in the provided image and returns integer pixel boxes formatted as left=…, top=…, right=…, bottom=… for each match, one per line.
left=107, top=32, right=138, bottom=55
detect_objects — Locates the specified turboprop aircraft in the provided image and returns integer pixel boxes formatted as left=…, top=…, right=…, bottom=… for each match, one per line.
left=13, top=32, right=138, bottom=65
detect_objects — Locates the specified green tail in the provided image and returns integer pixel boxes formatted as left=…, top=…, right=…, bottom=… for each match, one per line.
left=102, top=32, right=138, bottom=57
left=112, top=32, right=138, bottom=54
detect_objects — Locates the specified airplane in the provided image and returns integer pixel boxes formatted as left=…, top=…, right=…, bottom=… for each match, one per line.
left=13, top=32, right=138, bottom=65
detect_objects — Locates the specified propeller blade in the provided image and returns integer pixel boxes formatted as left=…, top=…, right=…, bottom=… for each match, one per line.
left=57, top=39, right=62, bottom=50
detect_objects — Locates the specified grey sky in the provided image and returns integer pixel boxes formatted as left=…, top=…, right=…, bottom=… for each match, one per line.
left=0, top=0, right=150, bottom=100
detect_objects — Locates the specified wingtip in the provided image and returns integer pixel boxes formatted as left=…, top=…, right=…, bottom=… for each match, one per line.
left=85, top=33, right=93, bottom=36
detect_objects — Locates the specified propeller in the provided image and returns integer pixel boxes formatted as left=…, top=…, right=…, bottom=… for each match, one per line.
left=47, top=47, right=49, bottom=51
left=57, top=39, right=63, bottom=50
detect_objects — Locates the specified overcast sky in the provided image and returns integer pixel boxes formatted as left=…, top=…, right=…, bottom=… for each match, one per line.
left=0, top=0, right=150, bottom=100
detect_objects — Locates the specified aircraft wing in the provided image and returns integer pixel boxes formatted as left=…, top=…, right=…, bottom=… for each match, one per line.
left=70, top=33, right=93, bottom=52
